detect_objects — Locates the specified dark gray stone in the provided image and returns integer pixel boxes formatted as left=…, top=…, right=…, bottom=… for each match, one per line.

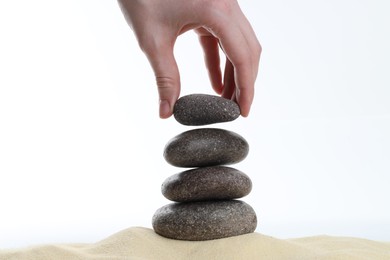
left=152, top=200, right=257, bottom=241
left=173, top=94, right=240, bottom=126
left=163, top=128, right=249, bottom=168
left=162, top=166, right=252, bottom=202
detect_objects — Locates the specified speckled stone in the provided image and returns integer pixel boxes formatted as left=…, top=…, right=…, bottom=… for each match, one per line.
left=162, top=166, right=252, bottom=202
left=173, top=94, right=241, bottom=126
left=152, top=200, right=257, bottom=241
left=163, top=128, right=249, bottom=168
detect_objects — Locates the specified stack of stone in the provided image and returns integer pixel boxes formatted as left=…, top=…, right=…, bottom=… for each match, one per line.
left=152, top=94, right=257, bottom=241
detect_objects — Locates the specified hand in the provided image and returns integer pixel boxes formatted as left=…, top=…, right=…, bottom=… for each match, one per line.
left=118, top=0, right=261, bottom=118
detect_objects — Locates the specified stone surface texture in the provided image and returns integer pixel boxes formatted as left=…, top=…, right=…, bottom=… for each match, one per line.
left=162, top=166, right=252, bottom=202
left=163, top=128, right=249, bottom=168
left=173, top=94, right=241, bottom=126
left=152, top=200, right=257, bottom=241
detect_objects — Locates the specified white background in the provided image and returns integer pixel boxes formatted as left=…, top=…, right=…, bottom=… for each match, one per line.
left=0, top=0, right=389, bottom=248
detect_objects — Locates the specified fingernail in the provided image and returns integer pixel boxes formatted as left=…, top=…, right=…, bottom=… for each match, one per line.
left=159, top=100, right=171, bottom=118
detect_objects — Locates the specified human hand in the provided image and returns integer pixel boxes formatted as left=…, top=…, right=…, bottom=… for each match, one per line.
left=117, top=0, right=261, bottom=118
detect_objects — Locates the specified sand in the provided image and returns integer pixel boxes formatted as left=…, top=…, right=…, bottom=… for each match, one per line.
left=0, top=227, right=389, bottom=260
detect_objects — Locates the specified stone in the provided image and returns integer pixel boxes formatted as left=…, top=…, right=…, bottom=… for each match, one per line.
left=173, top=94, right=241, bottom=126
left=152, top=200, right=257, bottom=241
left=162, top=166, right=252, bottom=202
left=163, top=128, right=249, bottom=168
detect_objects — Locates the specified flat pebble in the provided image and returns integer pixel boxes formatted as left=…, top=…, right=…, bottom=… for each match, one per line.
left=173, top=94, right=241, bottom=126
left=163, top=128, right=249, bottom=168
left=162, top=166, right=252, bottom=202
left=152, top=200, right=257, bottom=241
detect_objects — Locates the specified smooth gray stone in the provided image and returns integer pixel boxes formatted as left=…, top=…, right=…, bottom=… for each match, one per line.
left=173, top=94, right=240, bottom=126
left=163, top=128, right=249, bottom=168
left=152, top=200, right=257, bottom=241
left=162, top=166, right=252, bottom=202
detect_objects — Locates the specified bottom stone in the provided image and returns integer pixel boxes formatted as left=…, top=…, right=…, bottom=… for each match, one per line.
left=152, top=200, right=257, bottom=241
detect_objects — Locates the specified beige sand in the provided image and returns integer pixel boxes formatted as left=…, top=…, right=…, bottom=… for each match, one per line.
left=1, top=227, right=389, bottom=260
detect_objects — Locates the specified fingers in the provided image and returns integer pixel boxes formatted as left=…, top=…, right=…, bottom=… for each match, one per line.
left=203, top=1, right=261, bottom=117
left=222, top=59, right=236, bottom=100
left=220, top=27, right=259, bottom=117
left=197, top=32, right=223, bottom=94
left=222, top=58, right=254, bottom=118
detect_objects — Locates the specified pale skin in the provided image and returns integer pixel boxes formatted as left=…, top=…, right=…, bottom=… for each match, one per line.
left=117, top=0, right=261, bottom=118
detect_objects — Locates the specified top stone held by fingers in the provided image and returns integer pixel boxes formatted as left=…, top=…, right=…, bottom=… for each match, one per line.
left=173, top=94, right=241, bottom=126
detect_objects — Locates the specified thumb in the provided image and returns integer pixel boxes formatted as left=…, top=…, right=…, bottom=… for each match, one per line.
left=143, top=42, right=180, bottom=119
